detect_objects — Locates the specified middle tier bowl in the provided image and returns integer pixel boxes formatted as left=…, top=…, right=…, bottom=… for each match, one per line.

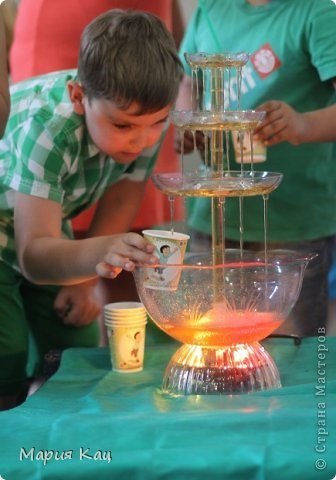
left=170, top=110, right=265, bottom=131
left=152, top=171, right=283, bottom=197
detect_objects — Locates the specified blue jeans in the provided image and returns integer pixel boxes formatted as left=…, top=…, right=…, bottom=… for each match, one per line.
left=189, top=231, right=334, bottom=338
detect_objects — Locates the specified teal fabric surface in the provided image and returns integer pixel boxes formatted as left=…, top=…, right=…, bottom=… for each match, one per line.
left=0, top=337, right=335, bottom=480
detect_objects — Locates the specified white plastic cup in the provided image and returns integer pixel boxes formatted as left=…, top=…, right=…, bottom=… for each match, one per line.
left=232, top=131, right=266, bottom=164
left=142, top=229, right=190, bottom=291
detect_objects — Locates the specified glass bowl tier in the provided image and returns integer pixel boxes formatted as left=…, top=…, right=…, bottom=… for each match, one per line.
left=184, top=52, right=249, bottom=69
left=152, top=171, right=283, bottom=197
left=170, top=110, right=265, bottom=131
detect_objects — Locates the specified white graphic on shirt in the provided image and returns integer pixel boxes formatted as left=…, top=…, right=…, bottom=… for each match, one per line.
left=253, top=48, right=276, bottom=76
left=221, top=65, right=257, bottom=109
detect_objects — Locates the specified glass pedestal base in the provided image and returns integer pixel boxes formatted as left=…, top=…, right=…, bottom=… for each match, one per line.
left=162, top=342, right=281, bottom=395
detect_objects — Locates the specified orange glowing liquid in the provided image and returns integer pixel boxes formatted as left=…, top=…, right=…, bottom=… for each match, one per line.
left=164, top=310, right=283, bottom=346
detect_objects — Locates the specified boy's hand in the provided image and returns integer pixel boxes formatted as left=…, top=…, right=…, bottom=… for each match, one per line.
left=96, top=232, right=158, bottom=279
left=255, top=100, right=309, bottom=146
left=54, top=280, right=100, bottom=327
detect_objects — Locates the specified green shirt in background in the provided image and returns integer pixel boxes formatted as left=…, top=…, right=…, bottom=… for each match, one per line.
left=180, top=0, right=336, bottom=242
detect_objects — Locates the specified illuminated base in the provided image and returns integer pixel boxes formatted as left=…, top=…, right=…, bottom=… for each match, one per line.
left=162, top=342, right=281, bottom=395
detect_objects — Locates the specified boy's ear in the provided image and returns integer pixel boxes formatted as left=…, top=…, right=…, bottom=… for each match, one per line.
left=67, top=81, right=85, bottom=115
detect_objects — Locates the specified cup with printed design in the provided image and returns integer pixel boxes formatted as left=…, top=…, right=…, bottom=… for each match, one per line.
left=232, top=130, right=267, bottom=164
left=104, top=302, right=147, bottom=373
left=142, top=229, right=190, bottom=291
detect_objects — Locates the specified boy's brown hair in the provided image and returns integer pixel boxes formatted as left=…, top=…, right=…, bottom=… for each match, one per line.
left=78, top=9, right=183, bottom=113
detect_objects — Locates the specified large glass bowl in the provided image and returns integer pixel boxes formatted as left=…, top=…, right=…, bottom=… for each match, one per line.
left=133, top=250, right=314, bottom=395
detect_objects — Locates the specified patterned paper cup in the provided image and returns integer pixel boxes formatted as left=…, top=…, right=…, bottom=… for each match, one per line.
left=142, top=229, right=190, bottom=291
left=103, top=301, right=148, bottom=372
left=232, top=131, right=266, bottom=164
left=106, top=322, right=147, bottom=373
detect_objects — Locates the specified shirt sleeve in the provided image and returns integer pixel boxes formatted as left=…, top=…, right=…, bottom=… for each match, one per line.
left=305, top=1, right=336, bottom=82
left=3, top=115, right=69, bottom=203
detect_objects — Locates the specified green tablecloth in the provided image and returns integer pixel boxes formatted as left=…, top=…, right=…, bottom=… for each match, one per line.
left=0, top=336, right=335, bottom=480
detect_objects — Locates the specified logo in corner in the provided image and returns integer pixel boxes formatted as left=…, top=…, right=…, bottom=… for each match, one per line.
left=0, top=0, right=7, bottom=5
left=0, top=475, right=6, bottom=480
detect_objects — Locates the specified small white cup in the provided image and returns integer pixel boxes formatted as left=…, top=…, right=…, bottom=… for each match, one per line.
left=142, top=229, right=190, bottom=291
left=232, top=131, right=266, bottom=164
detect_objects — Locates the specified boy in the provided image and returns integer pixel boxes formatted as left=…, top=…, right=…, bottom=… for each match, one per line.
left=0, top=9, right=183, bottom=409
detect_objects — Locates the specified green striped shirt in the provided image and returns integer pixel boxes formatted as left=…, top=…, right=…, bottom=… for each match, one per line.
left=0, top=70, right=161, bottom=269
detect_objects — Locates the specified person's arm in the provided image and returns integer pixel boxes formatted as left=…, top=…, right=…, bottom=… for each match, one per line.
left=256, top=79, right=336, bottom=146
left=56, top=178, right=153, bottom=326
left=88, top=178, right=154, bottom=278
left=0, top=10, right=10, bottom=137
left=88, top=178, right=147, bottom=236
left=172, top=0, right=185, bottom=50
left=14, top=191, right=157, bottom=286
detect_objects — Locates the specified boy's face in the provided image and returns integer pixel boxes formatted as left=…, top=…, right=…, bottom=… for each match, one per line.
left=68, top=82, right=170, bottom=163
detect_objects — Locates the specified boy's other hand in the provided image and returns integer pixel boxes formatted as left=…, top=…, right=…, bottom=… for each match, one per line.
left=96, top=232, right=158, bottom=279
left=54, top=281, right=100, bottom=326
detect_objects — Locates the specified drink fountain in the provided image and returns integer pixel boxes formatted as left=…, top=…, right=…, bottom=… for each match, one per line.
left=133, top=52, right=314, bottom=395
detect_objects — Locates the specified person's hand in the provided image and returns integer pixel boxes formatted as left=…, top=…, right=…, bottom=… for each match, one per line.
left=96, top=232, right=158, bottom=279
left=54, top=280, right=100, bottom=327
left=174, top=128, right=205, bottom=154
left=255, top=100, right=309, bottom=146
